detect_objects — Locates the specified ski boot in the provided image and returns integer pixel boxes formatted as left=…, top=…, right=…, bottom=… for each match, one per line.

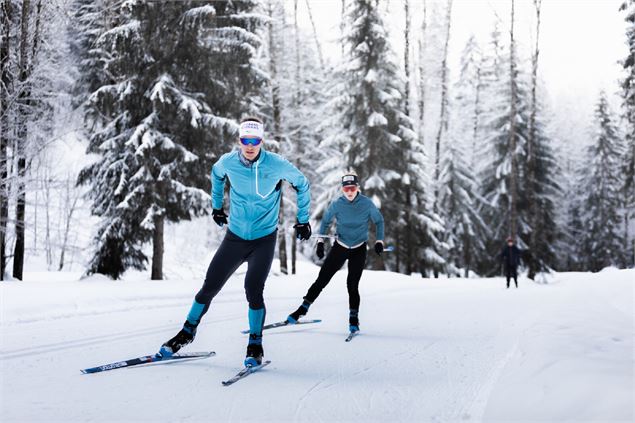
left=159, top=320, right=197, bottom=358
left=286, top=300, right=311, bottom=324
left=349, top=309, right=360, bottom=333
left=244, top=334, right=264, bottom=367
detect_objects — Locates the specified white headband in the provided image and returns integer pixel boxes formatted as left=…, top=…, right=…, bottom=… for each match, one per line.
left=239, top=121, right=264, bottom=139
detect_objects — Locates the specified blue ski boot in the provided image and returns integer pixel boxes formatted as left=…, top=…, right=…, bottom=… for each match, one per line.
left=287, top=300, right=312, bottom=324
left=244, top=334, right=264, bottom=367
left=349, top=310, right=360, bottom=333
left=159, top=320, right=197, bottom=357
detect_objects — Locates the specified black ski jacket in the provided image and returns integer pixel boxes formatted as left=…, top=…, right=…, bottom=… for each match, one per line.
left=500, top=245, right=521, bottom=268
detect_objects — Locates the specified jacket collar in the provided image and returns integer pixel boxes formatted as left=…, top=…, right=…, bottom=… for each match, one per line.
left=238, top=148, right=264, bottom=168
left=340, top=192, right=361, bottom=204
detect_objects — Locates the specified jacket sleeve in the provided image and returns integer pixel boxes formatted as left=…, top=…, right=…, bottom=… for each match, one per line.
left=211, top=156, right=227, bottom=210
left=279, top=157, right=311, bottom=223
left=369, top=199, right=385, bottom=241
left=319, top=201, right=336, bottom=236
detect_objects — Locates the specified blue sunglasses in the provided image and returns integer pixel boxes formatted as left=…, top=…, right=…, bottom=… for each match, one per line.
left=240, top=137, right=262, bottom=146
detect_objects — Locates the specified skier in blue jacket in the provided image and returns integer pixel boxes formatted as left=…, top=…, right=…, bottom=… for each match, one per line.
left=286, top=172, right=384, bottom=333
left=159, top=117, right=311, bottom=367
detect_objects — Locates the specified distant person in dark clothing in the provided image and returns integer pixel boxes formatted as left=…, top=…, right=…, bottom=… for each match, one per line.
left=501, top=237, right=521, bottom=288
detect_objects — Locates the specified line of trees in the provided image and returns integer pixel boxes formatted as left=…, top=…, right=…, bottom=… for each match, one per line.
left=1, top=0, right=632, bottom=281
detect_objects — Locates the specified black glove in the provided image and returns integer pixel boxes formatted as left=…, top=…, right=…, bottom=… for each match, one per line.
left=374, top=241, right=384, bottom=255
left=212, top=208, right=228, bottom=227
left=294, top=221, right=311, bottom=241
left=316, top=242, right=325, bottom=259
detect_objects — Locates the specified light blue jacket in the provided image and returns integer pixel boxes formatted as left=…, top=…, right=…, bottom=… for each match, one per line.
left=212, top=149, right=310, bottom=240
left=319, top=193, right=384, bottom=247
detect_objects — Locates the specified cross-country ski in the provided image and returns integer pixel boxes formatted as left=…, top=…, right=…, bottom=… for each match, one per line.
left=80, top=352, right=216, bottom=374
left=221, top=360, right=272, bottom=386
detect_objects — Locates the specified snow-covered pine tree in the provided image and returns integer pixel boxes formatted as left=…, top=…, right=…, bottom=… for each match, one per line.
left=522, top=95, right=561, bottom=277
left=478, top=6, right=531, bottom=276
left=453, top=35, right=484, bottom=169
left=68, top=0, right=113, bottom=111
left=440, top=35, right=489, bottom=277
left=283, top=1, right=328, bottom=270
left=620, top=0, right=635, bottom=268
left=561, top=155, right=586, bottom=271
left=579, top=92, right=626, bottom=272
left=261, top=0, right=290, bottom=274
left=432, top=0, right=452, bottom=213
left=407, top=0, right=447, bottom=277
left=437, top=136, right=486, bottom=277
left=524, top=0, right=561, bottom=280
left=406, top=136, right=447, bottom=277
left=323, top=0, right=418, bottom=271
left=78, top=1, right=266, bottom=279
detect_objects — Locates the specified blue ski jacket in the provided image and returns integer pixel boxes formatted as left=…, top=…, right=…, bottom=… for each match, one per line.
left=211, top=149, right=310, bottom=240
left=319, top=193, right=384, bottom=247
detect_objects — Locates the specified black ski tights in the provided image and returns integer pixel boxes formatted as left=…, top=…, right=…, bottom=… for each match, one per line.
left=304, top=242, right=367, bottom=309
left=506, top=266, right=518, bottom=288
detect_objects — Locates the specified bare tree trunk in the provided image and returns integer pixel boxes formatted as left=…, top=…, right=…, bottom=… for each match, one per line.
left=44, top=169, right=52, bottom=267
left=304, top=0, right=325, bottom=73
left=404, top=0, right=410, bottom=115
left=151, top=213, right=164, bottom=280
left=417, top=0, right=427, bottom=135
left=433, top=0, right=452, bottom=212
left=471, top=66, right=482, bottom=170
left=13, top=0, right=32, bottom=281
left=463, top=225, right=470, bottom=278
left=508, top=0, right=518, bottom=241
left=527, top=0, right=542, bottom=279
left=402, top=0, right=411, bottom=274
left=340, top=0, right=346, bottom=56
left=0, top=0, right=13, bottom=281
left=291, top=0, right=301, bottom=274
left=59, top=177, right=79, bottom=271
left=294, top=0, right=301, bottom=105
left=268, top=2, right=288, bottom=274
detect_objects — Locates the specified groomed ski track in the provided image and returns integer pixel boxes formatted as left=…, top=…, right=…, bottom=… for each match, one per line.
left=1, top=265, right=632, bottom=422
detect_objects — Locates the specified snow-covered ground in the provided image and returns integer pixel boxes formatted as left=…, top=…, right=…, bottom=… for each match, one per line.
left=1, top=263, right=633, bottom=422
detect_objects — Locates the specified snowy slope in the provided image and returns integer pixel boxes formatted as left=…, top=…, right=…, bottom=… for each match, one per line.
left=1, top=264, right=633, bottom=422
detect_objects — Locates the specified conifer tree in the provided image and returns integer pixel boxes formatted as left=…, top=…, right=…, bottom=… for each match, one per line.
left=78, top=1, right=266, bottom=279
left=580, top=93, right=626, bottom=271
left=321, top=0, right=437, bottom=272
left=439, top=137, right=487, bottom=277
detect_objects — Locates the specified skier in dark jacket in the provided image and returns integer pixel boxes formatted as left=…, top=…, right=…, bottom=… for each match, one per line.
left=501, top=237, right=521, bottom=288
left=286, top=172, right=384, bottom=334
left=159, top=117, right=311, bottom=367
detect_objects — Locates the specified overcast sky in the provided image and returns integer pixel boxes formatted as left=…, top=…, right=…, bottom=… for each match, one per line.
left=294, top=0, right=627, bottom=128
